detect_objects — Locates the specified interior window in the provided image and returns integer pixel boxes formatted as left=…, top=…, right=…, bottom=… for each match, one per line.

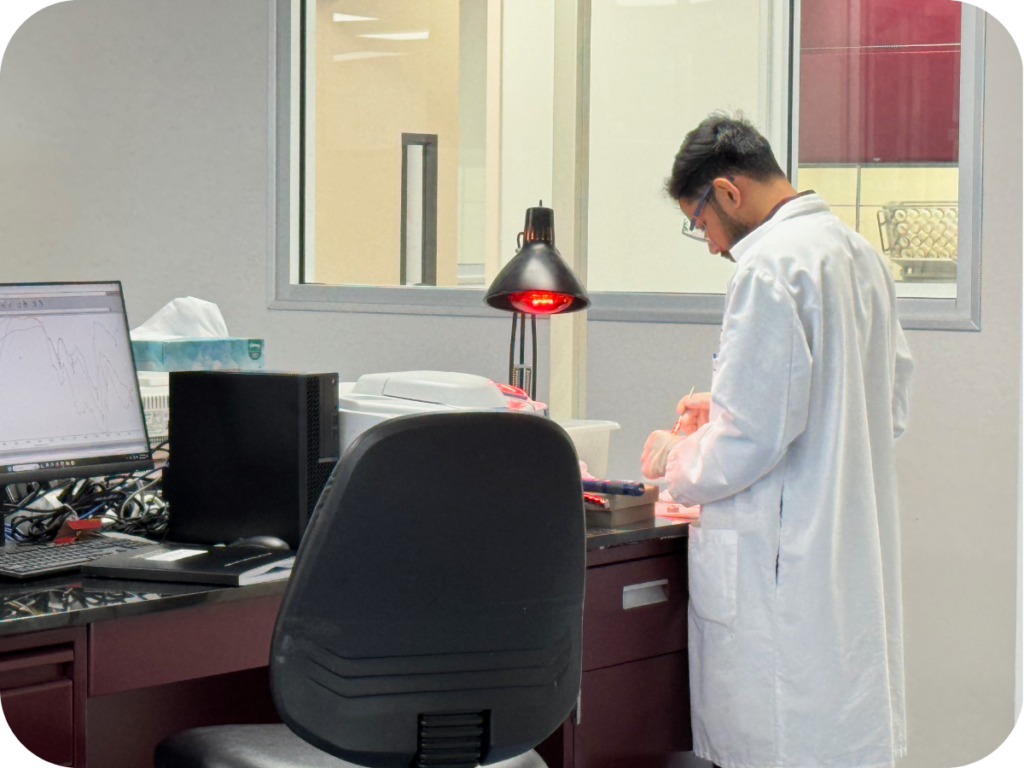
left=796, top=0, right=962, bottom=300
left=302, top=0, right=487, bottom=288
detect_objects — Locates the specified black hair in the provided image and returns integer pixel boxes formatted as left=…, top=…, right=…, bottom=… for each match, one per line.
left=665, top=113, right=785, bottom=201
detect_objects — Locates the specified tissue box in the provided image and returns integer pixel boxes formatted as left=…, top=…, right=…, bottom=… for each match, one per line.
left=132, top=338, right=264, bottom=372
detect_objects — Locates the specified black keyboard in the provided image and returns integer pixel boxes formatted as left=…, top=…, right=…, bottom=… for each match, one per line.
left=0, top=536, right=154, bottom=580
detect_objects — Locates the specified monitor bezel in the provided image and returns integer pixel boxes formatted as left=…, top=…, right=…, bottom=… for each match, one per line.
left=0, top=280, right=155, bottom=486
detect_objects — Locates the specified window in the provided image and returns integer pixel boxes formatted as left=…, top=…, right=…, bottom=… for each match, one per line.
left=585, top=0, right=787, bottom=296
left=794, top=0, right=983, bottom=329
left=798, top=0, right=963, bottom=301
left=271, top=0, right=984, bottom=329
left=582, top=0, right=983, bottom=328
left=271, top=0, right=497, bottom=316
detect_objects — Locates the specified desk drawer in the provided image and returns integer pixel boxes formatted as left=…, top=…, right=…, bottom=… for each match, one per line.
left=582, top=553, right=687, bottom=672
left=0, top=646, right=77, bottom=766
left=2, top=679, right=75, bottom=766
left=89, top=595, right=283, bottom=696
left=575, top=651, right=691, bottom=767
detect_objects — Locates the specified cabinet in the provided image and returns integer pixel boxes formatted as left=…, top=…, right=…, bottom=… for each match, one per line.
left=0, top=627, right=87, bottom=767
left=575, top=653, right=690, bottom=768
left=799, top=0, right=962, bottom=164
left=537, top=536, right=691, bottom=768
left=0, top=529, right=690, bottom=768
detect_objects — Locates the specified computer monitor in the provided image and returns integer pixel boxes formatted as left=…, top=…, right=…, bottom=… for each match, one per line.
left=0, top=282, right=153, bottom=485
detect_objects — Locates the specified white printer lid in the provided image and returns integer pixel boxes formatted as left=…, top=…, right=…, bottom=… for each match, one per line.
left=350, top=371, right=512, bottom=410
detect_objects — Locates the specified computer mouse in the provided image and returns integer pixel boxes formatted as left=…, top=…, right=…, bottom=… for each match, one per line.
left=227, top=535, right=292, bottom=551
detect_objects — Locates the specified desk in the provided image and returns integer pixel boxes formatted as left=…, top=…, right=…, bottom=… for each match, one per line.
left=1, top=519, right=691, bottom=768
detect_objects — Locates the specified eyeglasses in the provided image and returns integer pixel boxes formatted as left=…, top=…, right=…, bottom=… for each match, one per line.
left=681, top=184, right=716, bottom=242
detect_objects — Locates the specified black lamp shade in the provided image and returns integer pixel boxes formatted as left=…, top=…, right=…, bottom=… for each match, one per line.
left=484, top=206, right=590, bottom=315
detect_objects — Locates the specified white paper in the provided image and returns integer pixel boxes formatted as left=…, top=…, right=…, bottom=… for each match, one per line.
left=240, top=559, right=296, bottom=585
left=130, top=297, right=230, bottom=340
left=140, top=549, right=207, bottom=562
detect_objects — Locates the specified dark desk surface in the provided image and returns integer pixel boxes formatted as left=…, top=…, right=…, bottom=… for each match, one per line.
left=0, top=517, right=688, bottom=639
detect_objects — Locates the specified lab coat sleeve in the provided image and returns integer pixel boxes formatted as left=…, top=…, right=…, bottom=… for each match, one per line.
left=892, top=319, right=913, bottom=439
left=665, top=268, right=813, bottom=506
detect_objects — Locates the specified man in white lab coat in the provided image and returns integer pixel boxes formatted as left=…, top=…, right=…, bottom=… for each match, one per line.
left=641, top=115, right=913, bottom=768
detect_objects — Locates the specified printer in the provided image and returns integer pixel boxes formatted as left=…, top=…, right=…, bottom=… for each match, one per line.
left=338, top=371, right=619, bottom=477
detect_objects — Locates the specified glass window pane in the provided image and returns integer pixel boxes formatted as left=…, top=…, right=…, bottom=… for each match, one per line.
left=586, top=0, right=773, bottom=294
left=307, top=0, right=487, bottom=288
left=796, top=0, right=961, bottom=299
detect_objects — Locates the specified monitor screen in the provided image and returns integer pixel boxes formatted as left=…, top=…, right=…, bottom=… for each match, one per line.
left=0, top=282, right=153, bottom=484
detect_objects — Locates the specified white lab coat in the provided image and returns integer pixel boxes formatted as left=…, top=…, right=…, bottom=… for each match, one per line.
left=665, top=194, right=913, bottom=768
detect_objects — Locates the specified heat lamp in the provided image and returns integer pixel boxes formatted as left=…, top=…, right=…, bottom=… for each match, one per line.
left=484, top=203, right=589, bottom=400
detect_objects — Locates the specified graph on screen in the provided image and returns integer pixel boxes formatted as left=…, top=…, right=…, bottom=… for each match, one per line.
left=0, top=284, right=150, bottom=467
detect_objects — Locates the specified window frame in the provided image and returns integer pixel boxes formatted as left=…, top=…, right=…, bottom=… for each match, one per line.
left=269, top=0, right=985, bottom=331
left=400, top=133, right=440, bottom=287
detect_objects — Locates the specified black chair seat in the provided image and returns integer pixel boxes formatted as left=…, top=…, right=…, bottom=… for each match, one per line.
left=155, top=724, right=548, bottom=768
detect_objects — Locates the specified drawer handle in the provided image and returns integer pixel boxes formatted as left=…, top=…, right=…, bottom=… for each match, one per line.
left=622, top=579, right=669, bottom=610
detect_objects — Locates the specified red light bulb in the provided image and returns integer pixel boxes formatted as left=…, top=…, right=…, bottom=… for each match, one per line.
left=508, top=290, right=574, bottom=315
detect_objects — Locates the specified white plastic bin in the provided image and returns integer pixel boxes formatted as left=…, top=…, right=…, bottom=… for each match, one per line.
left=137, top=371, right=170, bottom=447
left=555, top=419, right=621, bottom=479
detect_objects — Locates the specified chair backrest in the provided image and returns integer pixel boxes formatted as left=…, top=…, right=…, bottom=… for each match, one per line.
left=270, top=411, right=585, bottom=768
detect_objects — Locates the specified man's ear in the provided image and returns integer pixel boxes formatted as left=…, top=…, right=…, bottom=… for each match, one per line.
left=716, top=177, right=742, bottom=208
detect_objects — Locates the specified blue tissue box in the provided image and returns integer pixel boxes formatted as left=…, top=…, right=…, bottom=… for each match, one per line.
left=131, top=338, right=265, bottom=372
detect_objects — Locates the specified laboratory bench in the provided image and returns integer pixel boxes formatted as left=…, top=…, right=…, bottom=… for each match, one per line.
left=0, top=518, right=691, bottom=768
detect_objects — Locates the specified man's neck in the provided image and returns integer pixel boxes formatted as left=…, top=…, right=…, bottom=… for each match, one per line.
left=743, top=177, right=800, bottom=228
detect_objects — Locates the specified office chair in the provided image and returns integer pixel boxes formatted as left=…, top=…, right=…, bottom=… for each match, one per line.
left=155, top=411, right=586, bottom=768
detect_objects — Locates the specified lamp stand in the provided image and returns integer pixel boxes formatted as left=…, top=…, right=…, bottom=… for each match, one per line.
left=508, top=312, right=538, bottom=401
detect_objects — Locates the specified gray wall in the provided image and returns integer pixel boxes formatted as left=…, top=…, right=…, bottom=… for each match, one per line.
left=0, top=2, right=1019, bottom=768
left=0, top=0, right=538, bottom=395
left=894, top=20, right=1021, bottom=761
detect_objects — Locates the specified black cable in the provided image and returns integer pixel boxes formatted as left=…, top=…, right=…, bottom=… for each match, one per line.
left=2, top=454, right=170, bottom=543
left=5, top=503, right=77, bottom=542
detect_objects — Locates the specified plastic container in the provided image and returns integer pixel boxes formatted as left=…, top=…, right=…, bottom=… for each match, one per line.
left=137, top=371, right=170, bottom=447
left=554, top=419, right=620, bottom=479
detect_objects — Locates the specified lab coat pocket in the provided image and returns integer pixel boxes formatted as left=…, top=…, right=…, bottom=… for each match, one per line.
left=688, top=527, right=739, bottom=626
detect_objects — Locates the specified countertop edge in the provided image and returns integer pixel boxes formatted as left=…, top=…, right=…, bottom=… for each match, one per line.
left=2, top=519, right=690, bottom=638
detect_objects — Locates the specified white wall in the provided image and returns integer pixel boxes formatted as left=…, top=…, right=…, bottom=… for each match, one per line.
left=0, top=3, right=1018, bottom=768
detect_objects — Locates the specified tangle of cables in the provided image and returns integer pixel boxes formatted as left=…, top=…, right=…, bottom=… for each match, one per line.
left=2, top=442, right=169, bottom=544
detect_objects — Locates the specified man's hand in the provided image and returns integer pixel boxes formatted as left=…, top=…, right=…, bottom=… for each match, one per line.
left=676, top=391, right=712, bottom=436
left=641, top=430, right=684, bottom=479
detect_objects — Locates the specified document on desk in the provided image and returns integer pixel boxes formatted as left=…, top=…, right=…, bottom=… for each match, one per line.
left=81, top=545, right=295, bottom=586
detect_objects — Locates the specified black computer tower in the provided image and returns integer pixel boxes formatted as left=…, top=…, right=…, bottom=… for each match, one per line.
left=164, top=370, right=340, bottom=548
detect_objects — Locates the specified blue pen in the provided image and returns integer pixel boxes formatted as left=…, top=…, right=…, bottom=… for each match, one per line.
left=582, top=480, right=647, bottom=497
